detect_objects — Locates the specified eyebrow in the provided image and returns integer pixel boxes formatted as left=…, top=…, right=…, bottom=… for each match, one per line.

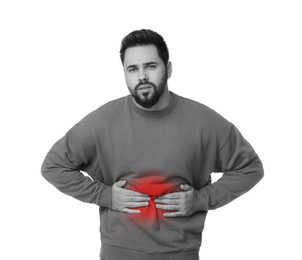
left=126, top=62, right=159, bottom=70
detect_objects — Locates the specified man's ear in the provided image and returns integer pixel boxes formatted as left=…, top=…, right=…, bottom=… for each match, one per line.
left=167, top=61, right=172, bottom=79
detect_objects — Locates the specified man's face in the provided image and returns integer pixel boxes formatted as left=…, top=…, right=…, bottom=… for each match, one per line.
left=123, top=44, right=171, bottom=108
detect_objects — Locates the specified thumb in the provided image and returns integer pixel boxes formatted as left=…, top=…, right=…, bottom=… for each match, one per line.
left=180, top=184, right=193, bottom=191
left=113, top=180, right=127, bottom=188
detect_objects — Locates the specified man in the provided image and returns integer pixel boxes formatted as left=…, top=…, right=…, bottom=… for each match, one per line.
left=41, top=29, right=264, bottom=260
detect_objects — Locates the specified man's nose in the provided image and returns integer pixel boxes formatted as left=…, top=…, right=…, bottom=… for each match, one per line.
left=138, top=68, right=149, bottom=81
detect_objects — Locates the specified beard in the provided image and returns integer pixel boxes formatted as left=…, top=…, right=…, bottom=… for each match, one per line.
left=130, top=72, right=168, bottom=109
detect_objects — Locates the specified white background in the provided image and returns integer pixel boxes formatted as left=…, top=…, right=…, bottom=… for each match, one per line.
left=1, top=0, right=301, bottom=259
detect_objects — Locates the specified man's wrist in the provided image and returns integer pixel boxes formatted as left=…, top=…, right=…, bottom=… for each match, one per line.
left=98, top=185, right=112, bottom=209
left=194, top=188, right=209, bottom=212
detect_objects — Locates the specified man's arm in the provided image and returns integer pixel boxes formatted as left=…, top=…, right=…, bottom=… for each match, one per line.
left=41, top=122, right=149, bottom=212
left=41, top=125, right=113, bottom=208
left=194, top=124, right=264, bottom=212
left=155, top=124, right=264, bottom=216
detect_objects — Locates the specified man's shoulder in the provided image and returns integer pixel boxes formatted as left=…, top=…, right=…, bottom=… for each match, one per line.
left=76, top=95, right=129, bottom=127
left=97, top=95, right=128, bottom=111
left=88, top=95, right=128, bottom=116
left=176, top=94, right=225, bottom=118
left=174, top=93, right=232, bottom=130
left=176, top=94, right=212, bottom=112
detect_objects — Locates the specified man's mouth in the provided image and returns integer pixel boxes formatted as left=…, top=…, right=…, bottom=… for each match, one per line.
left=138, top=85, right=153, bottom=90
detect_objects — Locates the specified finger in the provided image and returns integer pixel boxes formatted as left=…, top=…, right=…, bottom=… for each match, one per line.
left=121, top=208, right=141, bottom=214
left=126, top=196, right=150, bottom=202
left=154, top=198, right=180, bottom=205
left=124, top=189, right=150, bottom=197
left=125, top=201, right=149, bottom=208
left=180, top=184, right=193, bottom=191
left=155, top=204, right=180, bottom=211
left=113, top=180, right=127, bottom=188
left=163, top=212, right=183, bottom=217
left=157, top=192, right=183, bottom=200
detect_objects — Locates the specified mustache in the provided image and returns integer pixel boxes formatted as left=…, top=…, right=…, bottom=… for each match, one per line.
left=135, top=81, right=157, bottom=91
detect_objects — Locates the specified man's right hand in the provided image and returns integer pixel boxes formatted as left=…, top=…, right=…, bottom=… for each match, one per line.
left=111, top=180, right=150, bottom=213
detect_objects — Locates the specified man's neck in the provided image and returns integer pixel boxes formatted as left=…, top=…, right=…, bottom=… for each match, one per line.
left=133, top=87, right=171, bottom=111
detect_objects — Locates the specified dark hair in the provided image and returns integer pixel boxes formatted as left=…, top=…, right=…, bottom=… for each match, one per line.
left=120, top=29, right=169, bottom=65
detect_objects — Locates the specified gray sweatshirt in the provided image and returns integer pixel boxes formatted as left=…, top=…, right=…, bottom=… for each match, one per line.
left=41, top=92, right=264, bottom=260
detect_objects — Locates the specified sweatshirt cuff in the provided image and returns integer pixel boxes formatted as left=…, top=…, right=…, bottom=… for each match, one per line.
left=194, top=188, right=209, bottom=212
left=98, top=185, right=112, bottom=209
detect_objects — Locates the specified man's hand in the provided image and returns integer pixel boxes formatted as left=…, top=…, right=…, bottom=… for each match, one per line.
left=112, top=180, right=150, bottom=214
left=154, top=184, right=195, bottom=217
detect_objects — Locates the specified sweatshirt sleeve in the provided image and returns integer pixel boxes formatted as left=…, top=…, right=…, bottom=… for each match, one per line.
left=41, top=121, right=112, bottom=208
left=194, top=124, right=264, bottom=211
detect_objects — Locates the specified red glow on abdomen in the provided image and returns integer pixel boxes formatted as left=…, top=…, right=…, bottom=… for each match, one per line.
left=125, top=174, right=180, bottom=224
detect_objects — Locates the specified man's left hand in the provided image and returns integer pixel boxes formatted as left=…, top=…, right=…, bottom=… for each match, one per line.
left=154, top=184, right=195, bottom=217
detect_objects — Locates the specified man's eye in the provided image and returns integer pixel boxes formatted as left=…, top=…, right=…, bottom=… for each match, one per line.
left=146, top=65, right=156, bottom=70
left=128, top=68, right=138, bottom=72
